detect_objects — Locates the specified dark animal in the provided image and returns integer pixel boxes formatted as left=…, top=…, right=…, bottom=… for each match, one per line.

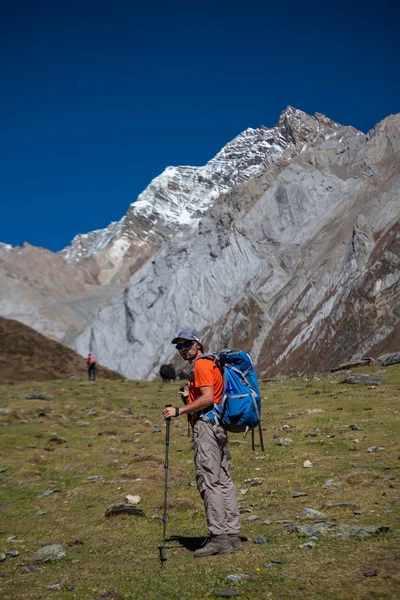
left=160, top=364, right=176, bottom=383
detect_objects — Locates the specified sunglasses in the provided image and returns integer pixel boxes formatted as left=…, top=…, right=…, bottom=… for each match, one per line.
left=175, top=340, right=195, bottom=350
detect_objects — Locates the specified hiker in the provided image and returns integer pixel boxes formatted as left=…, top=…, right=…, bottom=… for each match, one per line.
left=162, top=328, right=241, bottom=557
left=86, top=353, right=97, bottom=381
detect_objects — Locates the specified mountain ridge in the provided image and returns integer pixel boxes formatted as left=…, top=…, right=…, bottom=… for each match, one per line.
left=1, top=107, right=399, bottom=380
left=59, top=107, right=345, bottom=284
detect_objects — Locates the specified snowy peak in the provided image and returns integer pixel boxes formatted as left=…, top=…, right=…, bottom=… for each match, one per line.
left=61, top=107, right=342, bottom=272
left=127, top=122, right=295, bottom=232
left=62, top=219, right=125, bottom=263
left=126, top=107, right=342, bottom=231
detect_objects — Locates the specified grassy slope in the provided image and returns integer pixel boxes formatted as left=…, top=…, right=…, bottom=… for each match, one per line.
left=0, top=364, right=399, bottom=600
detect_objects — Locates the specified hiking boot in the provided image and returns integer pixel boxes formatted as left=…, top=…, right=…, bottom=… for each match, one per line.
left=194, top=535, right=233, bottom=558
left=228, top=534, right=243, bottom=552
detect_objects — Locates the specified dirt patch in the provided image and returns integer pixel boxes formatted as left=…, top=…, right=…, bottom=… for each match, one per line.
left=344, top=470, right=396, bottom=488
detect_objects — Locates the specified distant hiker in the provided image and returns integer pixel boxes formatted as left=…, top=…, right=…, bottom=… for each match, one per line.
left=162, top=329, right=241, bottom=557
left=86, top=353, right=97, bottom=381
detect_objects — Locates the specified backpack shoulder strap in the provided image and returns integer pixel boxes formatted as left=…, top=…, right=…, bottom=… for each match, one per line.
left=189, top=353, right=219, bottom=380
left=194, top=352, right=217, bottom=362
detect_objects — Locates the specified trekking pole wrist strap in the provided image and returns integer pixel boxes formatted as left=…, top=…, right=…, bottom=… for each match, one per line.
left=175, top=407, right=180, bottom=417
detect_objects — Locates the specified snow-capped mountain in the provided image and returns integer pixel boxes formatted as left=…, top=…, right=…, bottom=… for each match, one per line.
left=61, top=107, right=341, bottom=284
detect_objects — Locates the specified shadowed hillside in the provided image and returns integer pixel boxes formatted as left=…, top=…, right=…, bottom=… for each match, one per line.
left=0, top=317, right=123, bottom=382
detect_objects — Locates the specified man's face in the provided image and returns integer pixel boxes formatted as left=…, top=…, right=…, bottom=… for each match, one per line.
left=175, top=339, right=200, bottom=362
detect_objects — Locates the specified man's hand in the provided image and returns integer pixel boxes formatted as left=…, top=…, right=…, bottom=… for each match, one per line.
left=162, top=386, right=213, bottom=421
left=179, top=387, right=189, bottom=404
left=163, top=406, right=177, bottom=420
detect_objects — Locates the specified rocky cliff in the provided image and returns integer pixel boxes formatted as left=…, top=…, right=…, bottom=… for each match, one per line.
left=73, top=111, right=400, bottom=379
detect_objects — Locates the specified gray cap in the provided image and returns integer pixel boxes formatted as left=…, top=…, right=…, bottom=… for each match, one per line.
left=171, top=328, right=201, bottom=344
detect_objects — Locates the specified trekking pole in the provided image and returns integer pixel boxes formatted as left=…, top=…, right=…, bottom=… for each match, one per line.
left=160, top=404, right=172, bottom=568
left=251, top=423, right=264, bottom=452
left=179, top=386, right=191, bottom=438
left=258, top=420, right=265, bottom=452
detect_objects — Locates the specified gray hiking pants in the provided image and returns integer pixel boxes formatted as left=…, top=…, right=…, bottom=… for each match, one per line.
left=193, top=419, right=240, bottom=537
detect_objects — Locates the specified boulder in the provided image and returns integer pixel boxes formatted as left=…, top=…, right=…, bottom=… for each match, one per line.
left=377, top=351, right=400, bottom=367
left=33, top=544, right=66, bottom=562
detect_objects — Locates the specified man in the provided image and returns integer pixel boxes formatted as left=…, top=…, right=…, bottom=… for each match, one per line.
left=162, top=329, right=241, bottom=557
left=86, top=353, right=97, bottom=381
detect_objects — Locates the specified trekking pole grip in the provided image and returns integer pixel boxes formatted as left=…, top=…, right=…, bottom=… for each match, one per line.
left=164, top=405, right=172, bottom=469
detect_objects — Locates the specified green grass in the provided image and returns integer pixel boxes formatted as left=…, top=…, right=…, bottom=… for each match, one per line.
left=0, top=366, right=399, bottom=599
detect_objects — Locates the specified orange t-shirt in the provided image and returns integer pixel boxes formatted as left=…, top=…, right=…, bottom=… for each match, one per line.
left=189, top=358, right=223, bottom=405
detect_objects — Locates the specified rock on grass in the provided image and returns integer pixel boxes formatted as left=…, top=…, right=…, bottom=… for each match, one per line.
left=302, top=508, right=327, bottom=519
left=33, top=544, right=66, bottom=562
left=105, top=504, right=144, bottom=517
left=341, top=375, right=383, bottom=385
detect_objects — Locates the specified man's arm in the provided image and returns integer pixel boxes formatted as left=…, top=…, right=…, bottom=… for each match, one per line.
left=163, top=386, right=214, bottom=420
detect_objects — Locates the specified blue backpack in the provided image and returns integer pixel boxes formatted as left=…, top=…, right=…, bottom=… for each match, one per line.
left=196, top=349, right=261, bottom=436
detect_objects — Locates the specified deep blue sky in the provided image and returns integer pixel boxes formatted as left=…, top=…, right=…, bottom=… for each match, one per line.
left=1, top=0, right=399, bottom=252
